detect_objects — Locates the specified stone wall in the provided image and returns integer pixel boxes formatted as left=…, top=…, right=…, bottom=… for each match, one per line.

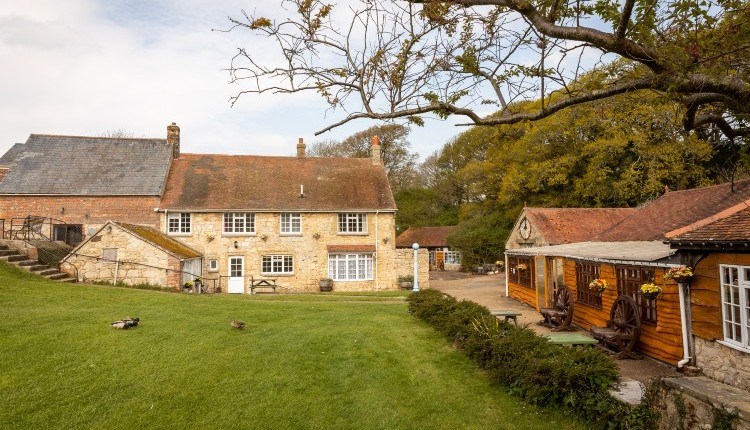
left=657, top=376, right=750, bottom=430
left=694, top=336, right=750, bottom=391
left=393, top=248, right=430, bottom=289
left=61, top=224, right=175, bottom=288
left=0, top=195, right=161, bottom=238
left=163, top=211, right=413, bottom=292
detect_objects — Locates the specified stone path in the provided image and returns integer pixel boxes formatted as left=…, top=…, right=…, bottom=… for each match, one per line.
left=429, top=271, right=680, bottom=386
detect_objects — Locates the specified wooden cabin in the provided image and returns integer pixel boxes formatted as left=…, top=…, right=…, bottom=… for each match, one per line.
left=506, top=241, right=684, bottom=364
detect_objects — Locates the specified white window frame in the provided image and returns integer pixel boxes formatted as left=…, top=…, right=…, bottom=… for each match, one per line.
left=338, top=213, right=367, bottom=234
left=262, top=255, right=294, bottom=275
left=444, top=251, right=461, bottom=266
left=719, top=265, right=750, bottom=352
left=167, top=212, right=191, bottom=234
left=280, top=213, right=301, bottom=235
left=208, top=259, right=218, bottom=272
left=328, top=253, right=374, bottom=281
left=223, top=212, right=255, bottom=235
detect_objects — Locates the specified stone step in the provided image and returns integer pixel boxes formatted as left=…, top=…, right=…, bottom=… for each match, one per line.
left=45, top=273, right=69, bottom=280
left=28, top=264, right=50, bottom=272
left=37, top=269, right=60, bottom=276
left=57, top=277, right=77, bottom=283
left=0, top=249, right=17, bottom=256
left=0, top=244, right=8, bottom=250
left=6, top=255, right=27, bottom=262
left=17, top=260, right=40, bottom=267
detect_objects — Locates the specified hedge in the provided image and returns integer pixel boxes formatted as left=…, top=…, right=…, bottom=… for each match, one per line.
left=407, top=289, right=660, bottom=429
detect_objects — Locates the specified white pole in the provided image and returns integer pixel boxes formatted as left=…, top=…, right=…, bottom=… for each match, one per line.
left=412, top=243, right=420, bottom=291
left=114, top=260, right=119, bottom=286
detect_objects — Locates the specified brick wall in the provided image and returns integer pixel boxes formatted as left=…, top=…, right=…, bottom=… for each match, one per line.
left=0, top=195, right=161, bottom=237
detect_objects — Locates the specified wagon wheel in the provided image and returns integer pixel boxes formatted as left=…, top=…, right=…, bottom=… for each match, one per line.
left=551, top=285, right=575, bottom=332
left=609, top=295, right=641, bottom=358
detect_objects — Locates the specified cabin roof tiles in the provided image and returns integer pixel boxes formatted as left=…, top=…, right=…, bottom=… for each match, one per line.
left=523, top=207, right=636, bottom=245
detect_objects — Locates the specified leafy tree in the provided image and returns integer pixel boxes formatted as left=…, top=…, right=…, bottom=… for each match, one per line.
left=393, top=187, right=459, bottom=234
left=447, top=212, right=510, bottom=268
left=308, top=124, right=420, bottom=190
left=227, top=0, right=749, bottom=142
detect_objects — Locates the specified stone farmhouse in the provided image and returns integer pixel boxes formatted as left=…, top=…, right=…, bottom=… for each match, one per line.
left=504, top=180, right=750, bottom=412
left=396, top=226, right=461, bottom=271
left=1, top=124, right=427, bottom=293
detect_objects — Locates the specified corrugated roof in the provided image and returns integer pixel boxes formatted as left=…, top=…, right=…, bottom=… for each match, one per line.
left=396, top=226, right=456, bottom=248
left=596, top=179, right=750, bottom=241
left=114, top=222, right=202, bottom=259
left=0, top=134, right=172, bottom=195
left=670, top=207, right=750, bottom=244
left=506, top=241, right=675, bottom=263
left=523, top=207, right=637, bottom=244
left=160, top=154, right=396, bottom=211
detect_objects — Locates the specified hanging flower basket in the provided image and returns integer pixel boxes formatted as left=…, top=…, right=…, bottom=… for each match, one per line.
left=664, top=266, right=694, bottom=283
left=640, top=283, right=662, bottom=300
left=588, top=278, right=609, bottom=294
left=516, top=263, right=528, bottom=271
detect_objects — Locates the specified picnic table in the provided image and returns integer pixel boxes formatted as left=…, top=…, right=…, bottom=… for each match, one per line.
left=250, top=278, right=278, bottom=294
left=545, top=332, right=599, bottom=346
left=490, top=310, right=522, bottom=327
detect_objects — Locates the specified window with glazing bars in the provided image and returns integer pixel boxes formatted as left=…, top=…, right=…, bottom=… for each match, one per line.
left=262, top=255, right=294, bottom=274
left=223, top=213, right=255, bottom=234
left=575, top=261, right=602, bottom=309
left=338, top=213, right=366, bottom=233
left=616, top=266, right=657, bottom=324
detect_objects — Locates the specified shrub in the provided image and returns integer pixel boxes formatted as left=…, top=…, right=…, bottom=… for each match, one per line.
left=407, top=289, right=656, bottom=429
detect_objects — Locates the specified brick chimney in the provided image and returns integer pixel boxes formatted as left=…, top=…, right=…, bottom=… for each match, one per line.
left=297, top=137, right=306, bottom=158
left=167, top=122, right=180, bottom=159
left=0, top=166, right=8, bottom=182
left=371, top=135, right=381, bottom=165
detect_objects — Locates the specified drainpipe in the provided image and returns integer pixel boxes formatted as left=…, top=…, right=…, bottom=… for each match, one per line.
left=375, top=210, right=379, bottom=291
left=504, top=253, right=509, bottom=297
left=677, top=281, right=691, bottom=368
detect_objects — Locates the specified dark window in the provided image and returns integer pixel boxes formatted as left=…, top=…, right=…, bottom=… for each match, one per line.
left=575, top=261, right=602, bottom=309
left=616, top=266, right=657, bottom=324
left=508, top=255, right=534, bottom=289
left=53, top=224, right=83, bottom=245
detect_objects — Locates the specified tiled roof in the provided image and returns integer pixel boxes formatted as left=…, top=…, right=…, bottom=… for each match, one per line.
left=115, top=222, right=202, bottom=259
left=596, top=179, right=750, bottom=241
left=523, top=207, right=636, bottom=244
left=670, top=207, right=750, bottom=244
left=0, top=134, right=172, bottom=195
left=506, top=241, right=675, bottom=263
left=160, top=154, right=396, bottom=211
left=396, top=226, right=455, bottom=248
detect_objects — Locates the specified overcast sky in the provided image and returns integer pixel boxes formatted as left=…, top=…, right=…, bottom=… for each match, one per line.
left=0, top=0, right=466, bottom=159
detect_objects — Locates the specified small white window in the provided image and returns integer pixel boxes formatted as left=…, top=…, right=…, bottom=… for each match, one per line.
left=168, top=213, right=191, bottom=234
left=444, top=251, right=461, bottom=265
left=102, top=248, right=118, bottom=262
left=719, top=265, right=750, bottom=351
left=338, top=213, right=367, bottom=234
left=262, top=255, right=294, bottom=274
left=280, top=213, right=301, bottom=234
left=328, top=254, right=373, bottom=281
left=223, top=213, right=255, bottom=234
left=208, top=259, right=218, bottom=272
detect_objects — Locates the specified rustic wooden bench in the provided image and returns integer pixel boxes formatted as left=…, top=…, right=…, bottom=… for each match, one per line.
left=490, top=310, right=522, bottom=327
left=539, top=284, right=575, bottom=332
left=590, top=295, right=642, bottom=359
left=250, top=278, right=278, bottom=294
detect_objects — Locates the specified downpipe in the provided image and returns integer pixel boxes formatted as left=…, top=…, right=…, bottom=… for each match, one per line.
left=677, top=281, right=691, bottom=368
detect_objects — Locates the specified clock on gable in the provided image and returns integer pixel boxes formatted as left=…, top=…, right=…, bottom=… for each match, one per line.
left=519, top=217, right=531, bottom=240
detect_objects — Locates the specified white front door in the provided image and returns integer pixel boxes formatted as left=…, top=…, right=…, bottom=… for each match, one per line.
left=228, top=257, right=244, bottom=294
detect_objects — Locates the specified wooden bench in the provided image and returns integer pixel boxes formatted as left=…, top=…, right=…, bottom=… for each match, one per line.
left=539, top=284, right=575, bottom=332
left=250, top=278, right=278, bottom=294
left=590, top=295, right=642, bottom=359
left=490, top=310, right=522, bottom=327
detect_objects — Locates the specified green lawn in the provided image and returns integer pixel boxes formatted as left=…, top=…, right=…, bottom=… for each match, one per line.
left=0, top=262, right=584, bottom=430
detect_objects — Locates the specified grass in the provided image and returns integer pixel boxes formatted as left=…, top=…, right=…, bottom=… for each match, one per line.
left=0, top=262, right=585, bottom=429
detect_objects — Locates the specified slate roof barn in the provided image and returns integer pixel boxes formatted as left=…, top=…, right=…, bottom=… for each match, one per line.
left=0, top=134, right=173, bottom=195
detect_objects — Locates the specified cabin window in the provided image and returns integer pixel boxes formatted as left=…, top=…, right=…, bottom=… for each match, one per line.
left=208, top=259, right=218, bottom=272
left=616, top=266, right=657, bottom=324
left=338, top=213, right=367, bottom=234
left=575, top=261, right=602, bottom=309
left=328, top=254, right=373, bottom=281
left=223, top=213, right=255, bottom=234
left=280, top=213, right=301, bottom=234
left=168, top=212, right=191, bottom=234
left=262, top=255, right=294, bottom=275
left=508, top=255, right=533, bottom=289
left=719, top=265, right=750, bottom=351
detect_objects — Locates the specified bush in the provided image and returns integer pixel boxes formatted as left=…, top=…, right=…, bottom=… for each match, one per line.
left=407, top=289, right=657, bottom=429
